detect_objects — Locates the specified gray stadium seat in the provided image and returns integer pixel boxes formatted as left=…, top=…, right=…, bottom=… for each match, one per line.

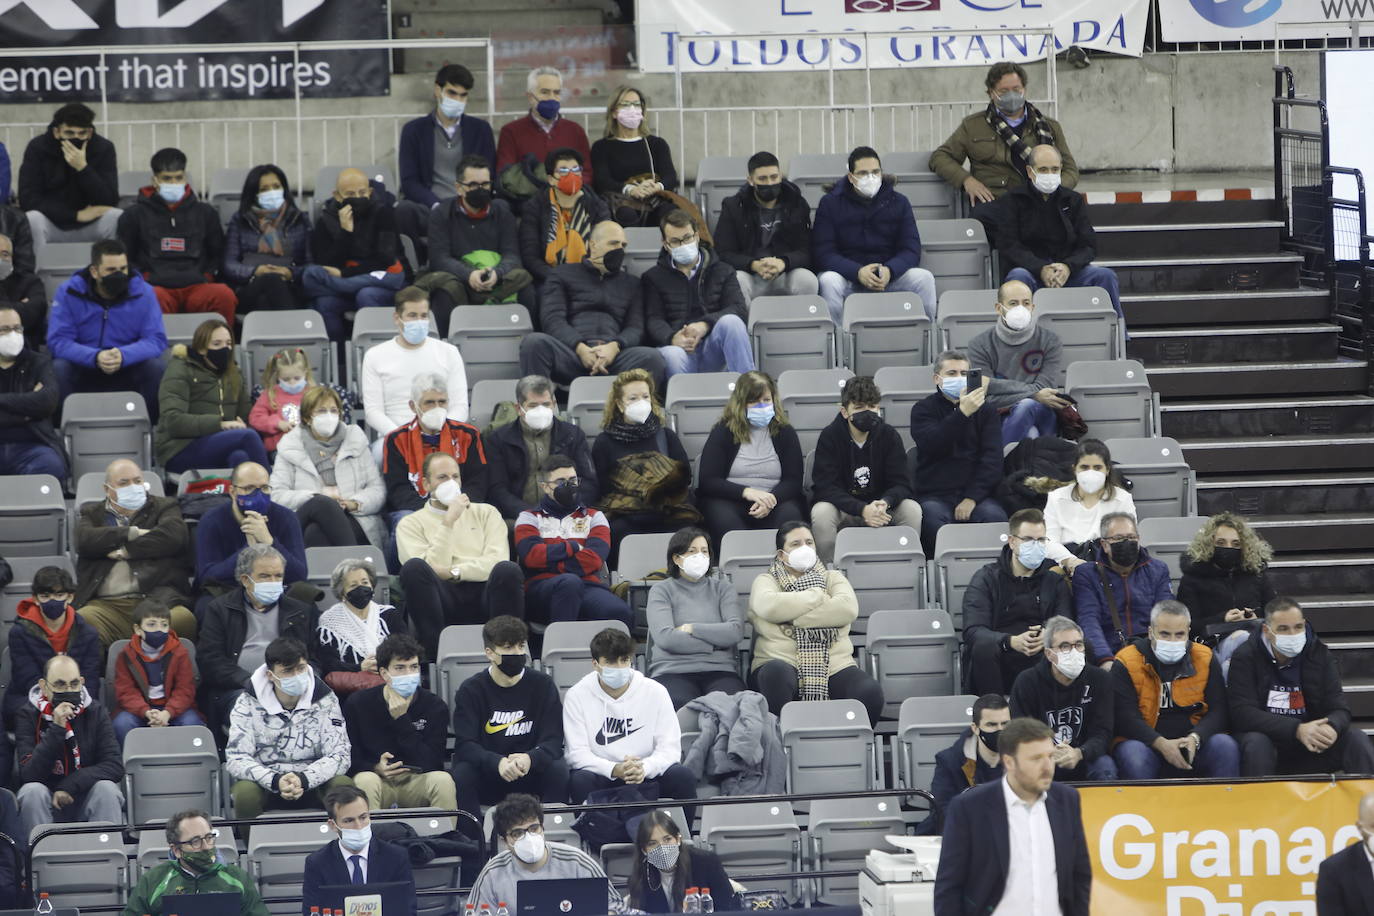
left=749, top=296, right=837, bottom=376
left=137, top=821, right=239, bottom=872
left=863, top=609, right=959, bottom=719
left=312, top=164, right=396, bottom=221
left=61, top=392, right=152, bottom=481
left=468, top=378, right=519, bottom=431
left=30, top=821, right=130, bottom=910
left=248, top=816, right=334, bottom=915
left=74, top=470, right=164, bottom=507
left=124, top=725, right=223, bottom=824
left=1034, top=285, right=1123, bottom=365
left=305, top=545, right=390, bottom=609
left=1107, top=437, right=1197, bottom=521
left=833, top=525, right=926, bottom=638
left=163, top=312, right=213, bottom=349
left=677, top=705, right=701, bottom=762
left=841, top=292, right=933, bottom=376
left=664, top=371, right=737, bottom=466
left=719, top=528, right=780, bottom=608
left=1065, top=359, right=1155, bottom=441
left=567, top=374, right=616, bottom=441
left=600, top=806, right=692, bottom=886
left=1139, top=515, right=1207, bottom=589
left=209, top=166, right=250, bottom=224
left=874, top=364, right=932, bottom=452
left=349, top=306, right=436, bottom=393
left=894, top=694, right=977, bottom=792
left=807, top=796, right=906, bottom=906
left=435, top=624, right=490, bottom=706
left=920, top=219, right=991, bottom=293
left=935, top=288, right=998, bottom=351
left=886, top=151, right=958, bottom=222
left=540, top=619, right=631, bottom=695
left=387, top=808, right=464, bottom=916
left=787, top=153, right=846, bottom=209
left=482, top=806, right=580, bottom=850
left=696, top=155, right=749, bottom=230
left=778, top=368, right=853, bottom=454
left=118, top=169, right=148, bottom=208
left=933, top=522, right=1008, bottom=629
left=0, top=475, right=66, bottom=557
left=448, top=304, right=532, bottom=387
left=36, top=241, right=88, bottom=301
left=241, top=309, right=335, bottom=387
left=615, top=532, right=675, bottom=584
left=699, top=800, right=804, bottom=902
left=779, top=699, right=878, bottom=796
left=623, top=227, right=662, bottom=278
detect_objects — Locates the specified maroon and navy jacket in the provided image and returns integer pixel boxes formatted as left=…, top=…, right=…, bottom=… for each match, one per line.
left=514, top=497, right=611, bottom=587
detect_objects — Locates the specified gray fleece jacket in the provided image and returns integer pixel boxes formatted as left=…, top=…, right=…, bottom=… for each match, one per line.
left=645, top=573, right=745, bottom=677
left=965, top=321, right=1065, bottom=411
left=682, top=689, right=787, bottom=796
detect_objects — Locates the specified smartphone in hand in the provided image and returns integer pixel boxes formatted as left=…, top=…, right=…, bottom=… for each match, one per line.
left=966, top=369, right=983, bottom=391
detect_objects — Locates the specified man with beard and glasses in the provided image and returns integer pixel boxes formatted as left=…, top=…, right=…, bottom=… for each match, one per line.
left=123, top=808, right=268, bottom=916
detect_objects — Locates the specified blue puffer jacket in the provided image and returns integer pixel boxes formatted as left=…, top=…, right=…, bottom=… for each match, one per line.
left=812, top=176, right=922, bottom=282
left=47, top=268, right=168, bottom=368
left=1071, top=541, right=1175, bottom=661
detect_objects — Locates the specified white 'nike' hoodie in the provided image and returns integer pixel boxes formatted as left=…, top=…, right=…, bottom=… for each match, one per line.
left=562, top=669, right=682, bottom=780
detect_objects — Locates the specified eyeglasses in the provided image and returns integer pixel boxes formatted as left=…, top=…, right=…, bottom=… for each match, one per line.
left=506, top=822, right=544, bottom=842
left=665, top=233, right=697, bottom=250
left=1102, top=534, right=1139, bottom=545
left=553, top=166, right=583, bottom=177
left=175, top=830, right=219, bottom=850
left=617, top=101, right=644, bottom=110
left=233, top=484, right=271, bottom=496
left=46, top=679, right=81, bottom=692
left=545, top=477, right=580, bottom=488
left=0, top=325, right=22, bottom=336
left=1012, top=535, right=1051, bottom=546
left=1052, top=641, right=1086, bottom=653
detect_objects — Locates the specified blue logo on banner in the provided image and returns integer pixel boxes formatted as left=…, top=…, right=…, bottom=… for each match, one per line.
left=1188, top=0, right=1284, bottom=28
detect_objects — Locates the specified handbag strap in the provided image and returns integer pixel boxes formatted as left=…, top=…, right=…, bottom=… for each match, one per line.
left=1094, top=562, right=1125, bottom=648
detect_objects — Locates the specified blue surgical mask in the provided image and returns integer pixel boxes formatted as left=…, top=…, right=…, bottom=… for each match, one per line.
left=940, top=377, right=967, bottom=400
left=746, top=404, right=775, bottom=428
left=158, top=183, right=184, bottom=203
left=670, top=241, right=699, bottom=266
left=389, top=674, right=420, bottom=697
left=275, top=670, right=312, bottom=697
left=401, top=319, right=430, bottom=345
left=251, top=580, right=284, bottom=606
left=1274, top=631, right=1307, bottom=657
left=599, top=665, right=633, bottom=690
left=340, top=825, right=372, bottom=852
left=536, top=99, right=561, bottom=121
left=256, top=189, right=285, bottom=211
left=1017, top=540, right=1046, bottom=570
left=439, top=96, right=466, bottom=119
left=1153, top=638, right=1187, bottom=665
left=112, top=482, right=147, bottom=512
left=279, top=378, right=307, bottom=395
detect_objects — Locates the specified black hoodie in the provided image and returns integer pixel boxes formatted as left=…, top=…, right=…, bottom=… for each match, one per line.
left=1009, top=657, right=1114, bottom=763
left=18, top=129, right=119, bottom=230
left=117, top=186, right=226, bottom=288
left=962, top=545, right=1074, bottom=652
left=1227, top=623, right=1351, bottom=744
left=712, top=179, right=813, bottom=272
left=811, top=411, right=912, bottom=515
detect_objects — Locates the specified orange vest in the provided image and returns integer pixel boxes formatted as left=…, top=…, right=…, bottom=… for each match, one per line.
left=1116, top=641, right=1212, bottom=733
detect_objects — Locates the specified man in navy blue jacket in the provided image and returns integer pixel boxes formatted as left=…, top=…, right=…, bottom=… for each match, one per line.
left=917, top=693, right=1007, bottom=836
left=909, top=349, right=1007, bottom=554
left=301, top=785, right=417, bottom=916
left=812, top=145, right=936, bottom=325
left=934, top=716, right=1091, bottom=916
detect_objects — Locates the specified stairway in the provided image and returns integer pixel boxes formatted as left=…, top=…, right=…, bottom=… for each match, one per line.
left=1093, top=196, right=1374, bottom=725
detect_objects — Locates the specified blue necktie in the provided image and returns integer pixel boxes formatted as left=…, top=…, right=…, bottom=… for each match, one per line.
left=350, top=854, right=364, bottom=885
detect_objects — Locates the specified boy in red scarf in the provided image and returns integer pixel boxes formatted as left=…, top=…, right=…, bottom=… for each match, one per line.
left=4, top=566, right=101, bottom=725
left=112, top=598, right=204, bottom=748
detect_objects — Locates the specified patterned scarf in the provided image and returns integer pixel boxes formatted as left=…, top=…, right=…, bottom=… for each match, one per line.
left=33, top=689, right=90, bottom=775
left=602, top=411, right=663, bottom=445
left=768, top=557, right=839, bottom=701
left=304, top=423, right=347, bottom=487
left=317, top=602, right=392, bottom=668
left=384, top=418, right=486, bottom=498
left=253, top=207, right=287, bottom=257
left=544, top=187, right=594, bottom=267
left=984, top=100, right=1056, bottom=170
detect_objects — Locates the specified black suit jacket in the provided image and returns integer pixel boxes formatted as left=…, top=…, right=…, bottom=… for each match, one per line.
left=1316, top=842, right=1374, bottom=915
left=933, top=778, right=1091, bottom=916
left=301, top=838, right=416, bottom=916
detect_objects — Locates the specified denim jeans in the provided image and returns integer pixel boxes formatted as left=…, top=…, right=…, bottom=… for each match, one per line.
left=659, top=313, right=756, bottom=377
left=163, top=428, right=270, bottom=473
left=1001, top=396, right=1057, bottom=445
left=0, top=442, right=66, bottom=479
left=818, top=266, right=937, bottom=324
left=917, top=495, right=1008, bottom=554
left=1004, top=264, right=1123, bottom=321
left=303, top=265, right=406, bottom=340
left=1113, top=734, right=1240, bottom=780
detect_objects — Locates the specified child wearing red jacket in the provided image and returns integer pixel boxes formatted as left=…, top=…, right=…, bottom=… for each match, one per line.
left=112, top=598, right=205, bottom=748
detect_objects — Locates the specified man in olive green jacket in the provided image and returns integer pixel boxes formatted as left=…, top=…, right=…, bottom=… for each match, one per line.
left=123, top=809, right=268, bottom=916
left=929, top=61, right=1079, bottom=208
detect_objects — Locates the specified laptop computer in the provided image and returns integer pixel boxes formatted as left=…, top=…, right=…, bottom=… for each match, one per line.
left=161, top=891, right=241, bottom=916
left=317, top=881, right=414, bottom=916
left=517, top=877, right=610, bottom=916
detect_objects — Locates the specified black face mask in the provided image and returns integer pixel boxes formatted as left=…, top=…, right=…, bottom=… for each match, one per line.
left=62, top=136, right=87, bottom=150
left=552, top=479, right=579, bottom=509
left=1108, top=539, right=1141, bottom=568
left=99, top=271, right=129, bottom=300
left=497, top=653, right=526, bottom=677
left=849, top=410, right=881, bottom=433
left=753, top=183, right=781, bottom=202
left=344, top=197, right=371, bottom=217
left=977, top=728, right=999, bottom=754
left=600, top=248, right=626, bottom=274
left=51, top=690, right=82, bottom=709
left=39, top=598, right=67, bottom=620
left=1212, top=546, right=1242, bottom=571
left=465, top=187, right=493, bottom=210
left=204, top=347, right=231, bottom=373
left=345, top=585, right=374, bottom=609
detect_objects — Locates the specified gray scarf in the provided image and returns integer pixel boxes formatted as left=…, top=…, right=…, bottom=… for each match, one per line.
left=993, top=314, right=1037, bottom=347
left=306, top=425, right=348, bottom=486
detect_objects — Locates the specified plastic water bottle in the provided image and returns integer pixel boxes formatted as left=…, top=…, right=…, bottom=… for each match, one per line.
left=684, top=887, right=701, bottom=913
left=699, top=888, right=714, bottom=913
left=496, top=904, right=510, bottom=916
left=36, top=894, right=52, bottom=915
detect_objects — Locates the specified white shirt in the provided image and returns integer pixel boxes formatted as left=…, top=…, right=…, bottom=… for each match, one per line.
left=992, top=776, right=1060, bottom=916
left=1042, top=483, right=1137, bottom=562
left=360, top=336, right=470, bottom=438
left=339, top=838, right=370, bottom=882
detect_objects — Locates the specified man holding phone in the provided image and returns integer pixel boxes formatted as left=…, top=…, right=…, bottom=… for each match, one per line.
left=1109, top=600, right=1240, bottom=779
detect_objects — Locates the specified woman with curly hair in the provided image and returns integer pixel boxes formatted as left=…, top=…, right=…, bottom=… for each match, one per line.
left=1177, top=512, right=1276, bottom=637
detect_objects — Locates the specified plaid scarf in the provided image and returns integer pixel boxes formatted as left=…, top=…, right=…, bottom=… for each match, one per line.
left=602, top=411, right=662, bottom=445
left=984, top=100, right=1056, bottom=170
left=253, top=207, right=287, bottom=257
left=544, top=187, right=594, bottom=267
left=768, top=558, right=839, bottom=701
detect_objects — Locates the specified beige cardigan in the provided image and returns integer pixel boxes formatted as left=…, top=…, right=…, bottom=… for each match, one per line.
left=748, top=568, right=859, bottom=675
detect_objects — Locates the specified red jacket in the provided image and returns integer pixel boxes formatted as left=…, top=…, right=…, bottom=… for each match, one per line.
left=114, top=632, right=199, bottom=719
left=496, top=113, right=594, bottom=184
left=514, top=501, right=611, bottom=586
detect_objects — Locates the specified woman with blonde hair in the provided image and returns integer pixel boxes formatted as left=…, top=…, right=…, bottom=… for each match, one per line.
left=1178, top=512, right=1276, bottom=637
left=590, top=85, right=679, bottom=227
left=697, top=370, right=804, bottom=547
left=591, top=368, right=699, bottom=552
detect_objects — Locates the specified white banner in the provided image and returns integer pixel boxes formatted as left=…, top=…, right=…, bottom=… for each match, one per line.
left=1158, top=0, right=1374, bottom=43
left=636, top=0, right=1148, bottom=73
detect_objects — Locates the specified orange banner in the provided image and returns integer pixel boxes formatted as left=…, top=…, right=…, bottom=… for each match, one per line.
left=1079, top=779, right=1374, bottom=915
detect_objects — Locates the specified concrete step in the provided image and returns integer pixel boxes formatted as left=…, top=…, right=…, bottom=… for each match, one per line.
left=1086, top=198, right=1278, bottom=227
left=1176, top=433, right=1374, bottom=474
left=1096, top=221, right=1283, bottom=258
left=1098, top=252, right=1303, bottom=294
left=1197, top=471, right=1374, bottom=516
left=1161, top=396, right=1374, bottom=439
left=1248, top=513, right=1374, bottom=552
left=1326, top=642, right=1374, bottom=687
left=1127, top=322, right=1340, bottom=364
left=1144, top=358, right=1367, bottom=398
left=1267, top=553, right=1374, bottom=596
left=1121, top=288, right=1329, bottom=327
left=1342, top=679, right=1374, bottom=720
left=1298, top=594, right=1374, bottom=634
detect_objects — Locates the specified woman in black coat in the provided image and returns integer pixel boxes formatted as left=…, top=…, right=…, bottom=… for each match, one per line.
left=696, top=370, right=805, bottom=548
left=628, top=810, right=738, bottom=914
left=1178, top=512, right=1277, bottom=638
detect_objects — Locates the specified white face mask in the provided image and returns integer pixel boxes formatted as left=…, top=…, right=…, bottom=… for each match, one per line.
left=1001, top=304, right=1032, bottom=331
left=680, top=553, right=710, bottom=580
left=433, top=479, right=461, bottom=505
left=624, top=399, right=653, bottom=425
left=0, top=330, right=22, bottom=358
left=1053, top=648, right=1086, bottom=680
left=310, top=411, right=339, bottom=438
left=1076, top=469, right=1106, bottom=495
left=786, top=544, right=818, bottom=572
left=854, top=174, right=882, bottom=198
left=420, top=406, right=448, bottom=431
left=1033, top=172, right=1062, bottom=195
left=512, top=830, right=545, bottom=864
left=522, top=404, right=555, bottom=431
left=1153, top=638, right=1188, bottom=665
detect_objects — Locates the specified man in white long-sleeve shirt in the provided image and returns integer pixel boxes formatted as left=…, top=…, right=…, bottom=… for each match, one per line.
left=562, top=627, right=698, bottom=806
left=361, top=287, right=469, bottom=459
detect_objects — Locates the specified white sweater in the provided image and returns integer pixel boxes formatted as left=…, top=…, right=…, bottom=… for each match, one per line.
left=360, top=336, right=469, bottom=438
left=562, top=669, right=681, bottom=780
left=1042, top=483, right=1137, bottom=562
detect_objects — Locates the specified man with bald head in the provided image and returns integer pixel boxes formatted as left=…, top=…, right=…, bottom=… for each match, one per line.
left=519, top=220, right=666, bottom=390
left=965, top=279, right=1070, bottom=445
left=76, top=458, right=198, bottom=648
left=1317, top=792, right=1374, bottom=909
left=0, top=232, right=46, bottom=348
left=303, top=167, right=406, bottom=343
left=996, top=144, right=1122, bottom=321
left=193, top=461, right=308, bottom=616
left=0, top=303, right=64, bottom=480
